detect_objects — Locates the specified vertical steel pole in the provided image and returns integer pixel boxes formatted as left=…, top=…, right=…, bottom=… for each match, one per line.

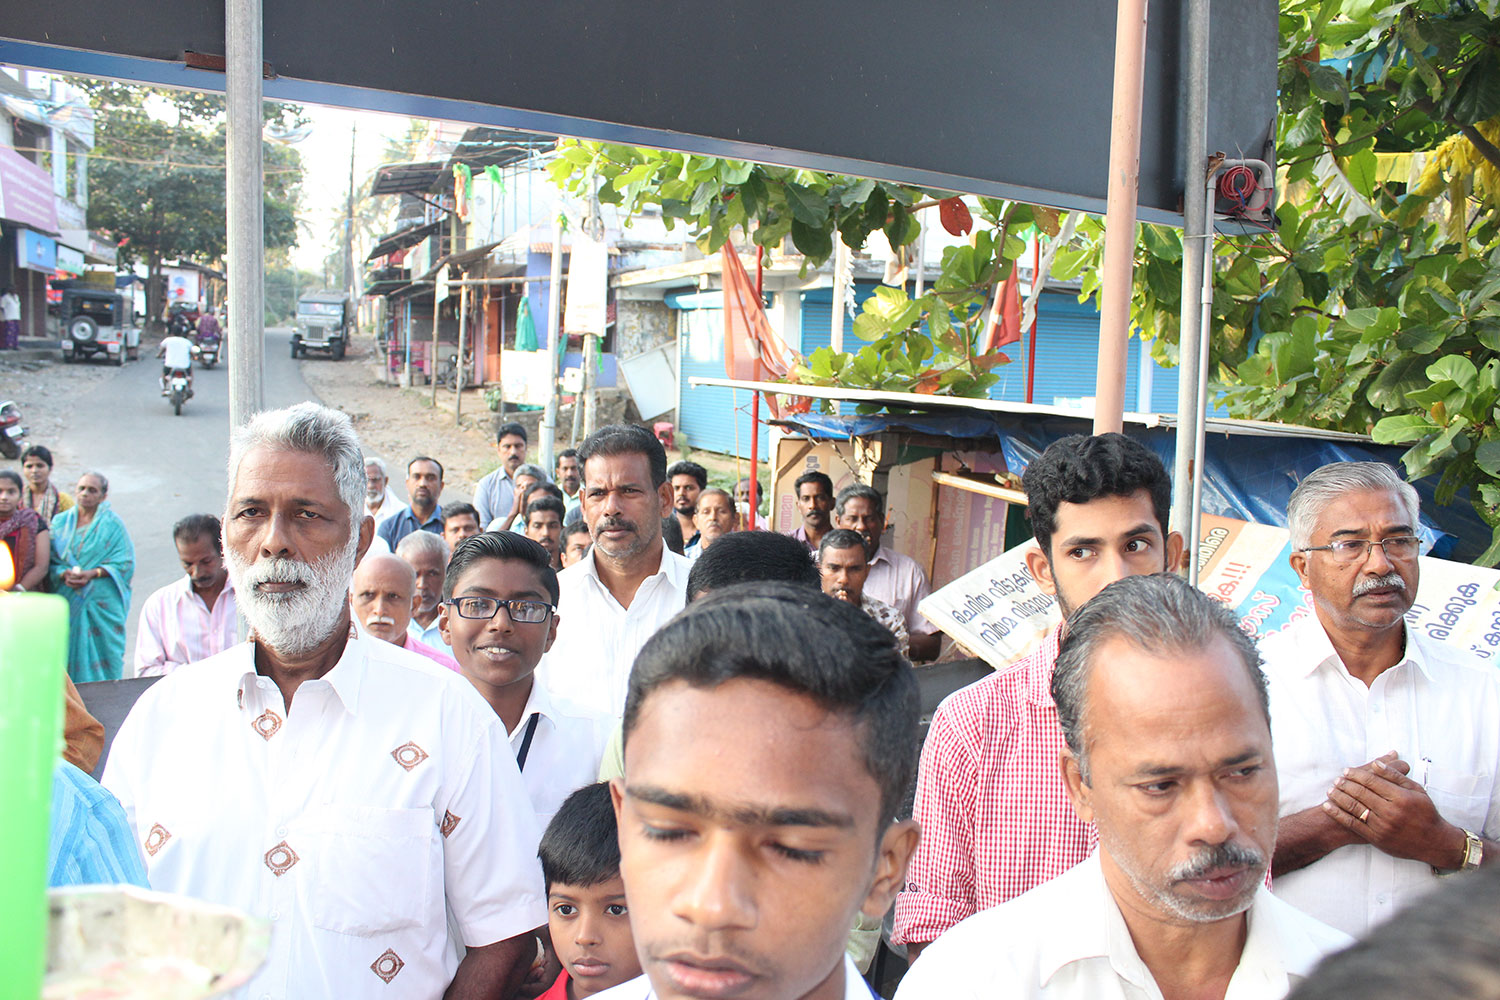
left=455, top=281, right=468, bottom=425
left=1172, top=0, right=1211, bottom=568
left=1092, top=0, right=1150, bottom=435
left=540, top=211, right=564, bottom=459
left=226, top=0, right=264, bottom=428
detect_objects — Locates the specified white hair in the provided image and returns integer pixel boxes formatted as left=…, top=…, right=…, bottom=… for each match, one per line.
left=364, top=455, right=389, bottom=479
left=395, top=528, right=450, bottom=563
left=228, top=402, right=365, bottom=536
left=1287, top=462, right=1420, bottom=549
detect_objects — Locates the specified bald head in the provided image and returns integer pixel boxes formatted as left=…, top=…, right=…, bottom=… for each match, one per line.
left=350, top=553, right=418, bottom=644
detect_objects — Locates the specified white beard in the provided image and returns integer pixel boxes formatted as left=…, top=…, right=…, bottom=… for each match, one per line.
left=227, top=530, right=359, bottom=657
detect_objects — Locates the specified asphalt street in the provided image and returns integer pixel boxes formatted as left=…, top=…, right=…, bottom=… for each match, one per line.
left=62, top=327, right=321, bottom=670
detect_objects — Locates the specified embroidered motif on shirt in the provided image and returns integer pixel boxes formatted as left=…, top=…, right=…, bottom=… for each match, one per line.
left=251, top=709, right=283, bottom=740
left=236, top=687, right=244, bottom=709
left=391, top=741, right=429, bottom=771
left=440, top=810, right=460, bottom=837
left=144, top=823, right=172, bottom=857
left=263, top=840, right=300, bottom=876
left=371, top=948, right=405, bottom=983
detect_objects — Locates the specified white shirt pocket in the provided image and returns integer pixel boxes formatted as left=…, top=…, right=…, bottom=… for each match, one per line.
left=1423, top=764, right=1492, bottom=831
left=301, top=805, right=439, bottom=937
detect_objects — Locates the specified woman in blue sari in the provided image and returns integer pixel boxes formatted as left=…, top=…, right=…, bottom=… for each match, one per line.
left=49, top=471, right=135, bottom=682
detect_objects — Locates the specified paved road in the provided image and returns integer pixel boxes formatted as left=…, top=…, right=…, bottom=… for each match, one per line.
left=63, top=327, right=320, bottom=670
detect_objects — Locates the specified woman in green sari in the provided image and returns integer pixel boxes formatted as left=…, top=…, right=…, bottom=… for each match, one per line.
left=49, top=471, right=135, bottom=682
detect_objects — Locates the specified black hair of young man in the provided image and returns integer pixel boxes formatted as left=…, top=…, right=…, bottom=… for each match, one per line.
left=496, top=421, right=527, bottom=444
left=1019, top=432, right=1171, bottom=557
left=817, top=528, right=868, bottom=562
left=660, top=515, right=685, bottom=555
left=579, top=424, right=668, bottom=488
left=623, top=581, right=919, bottom=822
left=443, top=501, right=480, bottom=526
left=408, top=454, right=445, bottom=480
left=665, top=460, right=708, bottom=490
left=539, top=782, right=621, bottom=891
left=526, top=495, right=567, bottom=522
left=562, top=520, right=592, bottom=544
left=794, top=470, right=834, bottom=496
left=443, top=530, right=560, bottom=604
left=685, top=530, right=820, bottom=601
left=173, top=513, right=224, bottom=553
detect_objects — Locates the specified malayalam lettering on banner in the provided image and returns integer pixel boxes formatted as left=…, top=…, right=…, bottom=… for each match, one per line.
left=917, top=541, right=1061, bottom=670
left=921, top=513, right=1500, bottom=671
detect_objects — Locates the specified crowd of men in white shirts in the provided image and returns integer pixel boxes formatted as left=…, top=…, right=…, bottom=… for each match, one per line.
left=51, top=400, right=1500, bottom=1000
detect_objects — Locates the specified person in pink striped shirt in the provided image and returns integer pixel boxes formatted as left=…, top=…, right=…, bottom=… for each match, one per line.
left=134, top=514, right=238, bottom=677
left=350, top=551, right=460, bottom=672
left=893, top=433, right=1184, bottom=957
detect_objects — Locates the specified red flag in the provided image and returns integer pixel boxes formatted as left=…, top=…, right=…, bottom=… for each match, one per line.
left=722, top=247, right=793, bottom=415
left=979, top=268, right=1022, bottom=353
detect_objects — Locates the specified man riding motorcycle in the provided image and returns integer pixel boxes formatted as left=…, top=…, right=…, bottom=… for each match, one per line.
left=157, top=333, right=195, bottom=397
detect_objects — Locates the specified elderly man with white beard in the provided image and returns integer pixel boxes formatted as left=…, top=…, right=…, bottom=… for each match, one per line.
left=898, top=574, right=1349, bottom=1000
left=103, top=402, right=545, bottom=1000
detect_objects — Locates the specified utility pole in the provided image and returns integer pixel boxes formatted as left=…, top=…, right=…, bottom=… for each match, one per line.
left=344, top=121, right=357, bottom=328
left=226, top=0, right=265, bottom=429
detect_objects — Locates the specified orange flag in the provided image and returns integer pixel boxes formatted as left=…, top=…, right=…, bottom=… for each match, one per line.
left=722, top=247, right=793, bottom=416
left=979, top=268, right=1022, bottom=354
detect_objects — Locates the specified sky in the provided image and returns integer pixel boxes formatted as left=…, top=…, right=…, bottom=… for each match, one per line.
left=277, top=101, right=416, bottom=273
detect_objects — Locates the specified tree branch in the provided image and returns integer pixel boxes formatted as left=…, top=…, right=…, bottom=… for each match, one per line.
left=1460, top=123, right=1500, bottom=173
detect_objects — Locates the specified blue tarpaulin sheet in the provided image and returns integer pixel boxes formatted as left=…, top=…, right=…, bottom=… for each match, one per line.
left=781, top=411, right=1487, bottom=562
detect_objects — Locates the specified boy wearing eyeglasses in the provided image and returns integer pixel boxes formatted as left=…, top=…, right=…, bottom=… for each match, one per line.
left=440, top=531, right=611, bottom=827
left=1262, top=461, right=1500, bottom=939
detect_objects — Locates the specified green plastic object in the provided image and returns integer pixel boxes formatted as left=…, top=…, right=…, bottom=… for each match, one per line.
left=0, top=593, right=68, bottom=1000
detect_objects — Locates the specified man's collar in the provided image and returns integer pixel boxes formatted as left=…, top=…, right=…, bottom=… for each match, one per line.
left=234, top=628, right=366, bottom=716
left=869, top=545, right=890, bottom=566
left=1291, top=613, right=1433, bottom=683
left=581, top=542, right=684, bottom=585
left=511, top=678, right=558, bottom=739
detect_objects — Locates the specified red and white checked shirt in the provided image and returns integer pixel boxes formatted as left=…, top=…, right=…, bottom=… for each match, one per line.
left=893, top=629, right=1095, bottom=946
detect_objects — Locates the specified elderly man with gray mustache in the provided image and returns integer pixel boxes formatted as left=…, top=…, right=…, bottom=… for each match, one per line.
left=1261, top=461, right=1500, bottom=940
left=103, top=402, right=545, bottom=1000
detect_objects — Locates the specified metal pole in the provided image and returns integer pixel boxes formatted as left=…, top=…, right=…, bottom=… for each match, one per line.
left=1092, top=0, right=1150, bottom=435
left=1025, top=238, right=1040, bottom=404
left=1172, top=0, right=1211, bottom=562
left=226, top=0, right=264, bottom=428
left=1188, top=175, right=1216, bottom=584
left=580, top=333, right=598, bottom=438
left=913, top=207, right=927, bottom=298
left=455, top=281, right=468, bottom=425
left=830, top=237, right=848, bottom=353
left=748, top=250, right=764, bottom=530
left=430, top=275, right=441, bottom=406
left=540, top=210, right=564, bottom=463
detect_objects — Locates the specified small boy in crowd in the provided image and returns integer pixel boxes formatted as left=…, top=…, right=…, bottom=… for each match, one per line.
left=537, top=782, right=641, bottom=1000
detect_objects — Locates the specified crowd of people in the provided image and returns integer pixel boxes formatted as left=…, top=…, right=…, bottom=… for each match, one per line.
left=15, top=401, right=1500, bottom=1000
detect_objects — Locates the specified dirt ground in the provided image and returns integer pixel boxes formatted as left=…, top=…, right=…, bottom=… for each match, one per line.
left=302, top=334, right=765, bottom=505
left=0, top=354, right=116, bottom=474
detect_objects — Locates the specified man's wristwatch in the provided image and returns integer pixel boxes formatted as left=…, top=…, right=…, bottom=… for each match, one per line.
left=1436, top=829, right=1484, bottom=875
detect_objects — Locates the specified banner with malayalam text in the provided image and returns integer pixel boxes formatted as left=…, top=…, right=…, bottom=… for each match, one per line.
left=919, top=513, right=1500, bottom=670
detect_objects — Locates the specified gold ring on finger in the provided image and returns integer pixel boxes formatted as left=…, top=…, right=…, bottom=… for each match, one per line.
left=1359, top=807, right=1371, bottom=822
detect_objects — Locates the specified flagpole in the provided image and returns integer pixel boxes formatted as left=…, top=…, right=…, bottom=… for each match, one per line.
left=747, top=247, right=763, bottom=530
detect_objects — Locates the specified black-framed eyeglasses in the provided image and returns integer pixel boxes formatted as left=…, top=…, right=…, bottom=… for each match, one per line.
left=446, top=596, right=554, bottom=623
left=1296, top=535, right=1420, bottom=564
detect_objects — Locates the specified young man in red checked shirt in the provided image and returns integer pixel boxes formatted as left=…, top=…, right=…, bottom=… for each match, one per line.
left=893, top=433, right=1183, bottom=957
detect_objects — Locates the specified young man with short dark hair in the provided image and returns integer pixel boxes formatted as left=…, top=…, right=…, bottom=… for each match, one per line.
left=561, top=521, right=591, bottom=569
left=893, top=432, right=1184, bottom=956
left=443, top=501, right=482, bottom=550
left=440, top=532, right=608, bottom=825
left=135, top=513, right=238, bottom=676
left=665, top=460, right=706, bottom=550
left=525, top=496, right=567, bottom=569
left=598, top=581, right=920, bottom=1000
left=377, top=455, right=446, bottom=549
left=819, top=528, right=908, bottom=658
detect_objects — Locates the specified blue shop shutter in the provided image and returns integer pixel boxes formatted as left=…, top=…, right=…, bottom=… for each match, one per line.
left=674, top=296, right=771, bottom=459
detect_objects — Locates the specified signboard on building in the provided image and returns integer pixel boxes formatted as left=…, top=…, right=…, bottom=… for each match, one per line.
left=162, top=266, right=201, bottom=306
left=55, top=243, right=85, bottom=275
left=0, top=144, right=59, bottom=233
left=919, top=514, right=1500, bottom=671
left=16, top=228, right=56, bottom=271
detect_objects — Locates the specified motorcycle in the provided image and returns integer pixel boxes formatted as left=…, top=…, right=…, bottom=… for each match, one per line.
left=194, top=333, right=220, bottom=368
left=166, top=368, right=192, bottom=416
left=0, top=400, right=26, bottom=459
